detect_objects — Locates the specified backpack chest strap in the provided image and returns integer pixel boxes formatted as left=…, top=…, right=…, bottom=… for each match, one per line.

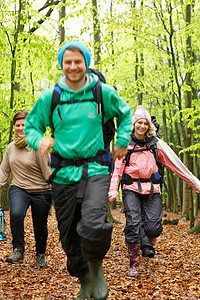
left=122, top=173, right=161, bottom=197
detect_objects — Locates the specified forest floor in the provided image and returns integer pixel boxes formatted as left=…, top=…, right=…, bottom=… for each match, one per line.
left=0, top=207, right=200, bottom=300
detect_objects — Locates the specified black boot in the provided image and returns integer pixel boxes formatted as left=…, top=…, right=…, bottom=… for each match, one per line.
left=141, top=246, right=155, bottom=258
left=88, top=260, right=108, bottom=300
left=76, top=272, right=92, bottom=300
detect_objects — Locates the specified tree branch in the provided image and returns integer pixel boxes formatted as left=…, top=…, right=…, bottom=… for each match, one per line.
left=28, top=0, right=60, bottom=35
left=38, top=0, right=60, bottom=13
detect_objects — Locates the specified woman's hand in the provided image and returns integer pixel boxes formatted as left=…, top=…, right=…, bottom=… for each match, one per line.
left=108, top=196, right=117, bottom=203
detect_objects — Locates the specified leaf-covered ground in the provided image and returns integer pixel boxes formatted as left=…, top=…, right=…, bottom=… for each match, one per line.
left=0, top=207, right=200, bottom=300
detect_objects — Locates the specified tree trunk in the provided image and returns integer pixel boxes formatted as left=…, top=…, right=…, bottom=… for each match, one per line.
left=162, top=101, right=172, bottom=210
left=59, top=0, right=66, bottom=44
left=182, top=157, right=190, bottom=220
left=92, top=0, right=101, bottom=66
left=192, top=135, right=199, bottom=217
left=171, top=93, right=182, bottom=208
left=182, top=3, right=193, bottom=223
left=187, top=220, right=200, bottom=234
left=137, top=2, right=144, bottom=104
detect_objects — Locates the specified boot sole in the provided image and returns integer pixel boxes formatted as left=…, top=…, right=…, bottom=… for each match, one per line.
left=142, top=253, right=155, bottom=258
left=36, top=264, right=45, bottom=268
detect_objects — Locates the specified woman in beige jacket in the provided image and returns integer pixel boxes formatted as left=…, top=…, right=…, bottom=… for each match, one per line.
left=0, top=110, right=52, bottom=267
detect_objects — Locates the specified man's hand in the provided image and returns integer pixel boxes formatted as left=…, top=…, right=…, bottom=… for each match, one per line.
left=111, top=145, right=127, bottom=163
left=38, top=137, right=54, bottom=157
left=108, top=196, right=117, bottom=204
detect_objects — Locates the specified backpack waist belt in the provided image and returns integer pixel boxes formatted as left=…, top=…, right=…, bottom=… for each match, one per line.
left=122, top=173, right=161, bottom=198
left=48, top=149, right=110, bottom=201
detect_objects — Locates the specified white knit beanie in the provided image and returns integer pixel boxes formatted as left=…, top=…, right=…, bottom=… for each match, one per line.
left=132, top=105, right=151, bottom=124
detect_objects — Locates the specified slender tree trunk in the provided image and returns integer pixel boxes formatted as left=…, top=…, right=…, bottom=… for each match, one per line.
left=171, top=94, right=182, bottom=208
left=182, top=3, right=193, bottom=224
left=191, top=31, right=199, bottom=218
left=192, top=134, right=199, bottom=217
left=137, top=1, right=144, bottom=104
left=59, top=0, right=66, bottom=44
left=138, top=52, right=144, bottom=104
left=162, top=98, right=172, bottom=209
left=92, top=0, right=101, bottom=66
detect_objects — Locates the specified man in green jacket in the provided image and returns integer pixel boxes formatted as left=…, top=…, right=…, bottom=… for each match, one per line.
left=25, top=41, right=133, bottom=300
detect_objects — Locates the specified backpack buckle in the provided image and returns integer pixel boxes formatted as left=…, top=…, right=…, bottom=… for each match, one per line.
left=73, top=157, right=85, bottom=167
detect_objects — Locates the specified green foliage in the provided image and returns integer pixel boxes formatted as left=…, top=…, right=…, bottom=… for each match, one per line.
left=0, top=0, right=200, bottom=160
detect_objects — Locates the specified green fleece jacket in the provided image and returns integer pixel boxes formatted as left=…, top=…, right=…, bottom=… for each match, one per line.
left=25, top=74, right=133, bottom=184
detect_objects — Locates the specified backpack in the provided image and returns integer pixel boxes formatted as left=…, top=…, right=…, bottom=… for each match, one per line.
left=50, top=68, right=115, bottom=148
left=151, top=115, right=159, bottom=135
left=150, top=115, right=165, bottom=191
left=121, top=139, right=168, bottom=195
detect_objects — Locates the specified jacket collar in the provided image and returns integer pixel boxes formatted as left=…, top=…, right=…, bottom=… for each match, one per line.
left=129, top=135, right=158, bottom=147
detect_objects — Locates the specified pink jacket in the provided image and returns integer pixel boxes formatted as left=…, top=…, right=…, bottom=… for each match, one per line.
left=108, top=137, right=200, bottom=199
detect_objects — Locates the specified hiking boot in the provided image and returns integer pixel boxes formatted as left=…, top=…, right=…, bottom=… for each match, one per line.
left=6, top=248, right=24, bottom=264
left=36, top=254, right=45, bottom=267
left=76, top=272, right=92, bottom=300
left=88, top=260, right=108, bottom=300
left=127, top=243, right=140, bottom=278
left=142, top=246, right=155, bottom=258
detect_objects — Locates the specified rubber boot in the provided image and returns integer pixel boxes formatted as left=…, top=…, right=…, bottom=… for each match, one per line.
left=141, top=246, right=155, bottom=258
left=127, top=243, right=140, bottom=277
left=88, top=260, right=108, bottom=300
left=76, top=272, right=92, bottom=300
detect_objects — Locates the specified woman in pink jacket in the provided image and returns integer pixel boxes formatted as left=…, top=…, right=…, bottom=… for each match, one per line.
left=108, top=105, right=200, bottom=278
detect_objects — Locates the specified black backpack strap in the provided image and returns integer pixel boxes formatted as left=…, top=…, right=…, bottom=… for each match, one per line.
left=92, top=79, right=107, bottom=146
left=123, top=145, right=147, bottom=166
left=88, top=67, right=106, bottom=116
left=92, top=78, right=102, bottom=115
left=122, top=142, right=168, bottom=195
left=51, top=85, right=62, bottom=123
left=121, top=173, right=160, bottom=199
left=92, top=80, right=116, bottom=148
left=50, top=84, right=63, bottom=137
left=52, top=69, right=106, bottom=121
left=152, top=144, right=169, bottom=195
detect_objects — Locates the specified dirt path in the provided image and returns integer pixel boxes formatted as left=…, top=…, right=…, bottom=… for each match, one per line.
left=0, top=208, right=200, bottom=299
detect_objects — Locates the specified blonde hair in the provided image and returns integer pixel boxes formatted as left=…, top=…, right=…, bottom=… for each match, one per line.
left=146, top=122, right=156, bottom=138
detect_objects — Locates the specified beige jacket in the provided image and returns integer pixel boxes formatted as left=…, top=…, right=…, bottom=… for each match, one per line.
left=0, top=142, right=52, bottom=192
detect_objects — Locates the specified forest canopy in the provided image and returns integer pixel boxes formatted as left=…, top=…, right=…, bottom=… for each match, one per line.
left=0, top=0, right=200, bottom=221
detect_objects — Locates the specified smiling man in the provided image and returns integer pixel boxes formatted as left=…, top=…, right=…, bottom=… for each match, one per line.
left=25, top=41, right=133, bottom=300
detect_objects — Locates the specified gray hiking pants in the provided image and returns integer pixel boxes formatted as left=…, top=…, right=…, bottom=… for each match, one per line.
left=52, top=174, right=113, bottom=277
left=122, top=189, right=163, bottom=245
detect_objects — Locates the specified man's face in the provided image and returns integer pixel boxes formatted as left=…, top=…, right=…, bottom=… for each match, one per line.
left=62, top=49, right=86, bottom=86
